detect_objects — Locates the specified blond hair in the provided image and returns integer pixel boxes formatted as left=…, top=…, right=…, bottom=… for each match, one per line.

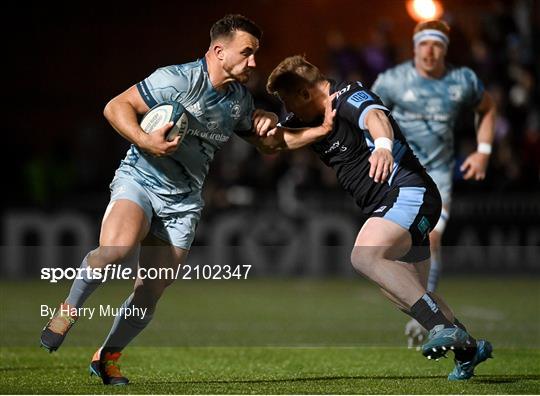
left=266, top=55, right=325, bottom=96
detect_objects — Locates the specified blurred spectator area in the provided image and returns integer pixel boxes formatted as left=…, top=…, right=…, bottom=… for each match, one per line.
left=7, top=0, right=539, bottom=225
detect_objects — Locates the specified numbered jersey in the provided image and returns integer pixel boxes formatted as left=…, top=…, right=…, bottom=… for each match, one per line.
left=372, top=61, right=484, bottom=171
left=120, top=58, right=254, bottom=196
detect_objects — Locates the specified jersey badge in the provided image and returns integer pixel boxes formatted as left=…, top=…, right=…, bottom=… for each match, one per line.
left=347, top=91, right=373, bottom=108
left=448, top=85, right=463, bottom=101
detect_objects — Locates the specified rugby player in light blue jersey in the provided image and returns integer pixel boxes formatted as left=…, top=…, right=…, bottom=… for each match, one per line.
left=39, top=15, right=334, bottom=386
left=371, top=20, right=496, bottom=351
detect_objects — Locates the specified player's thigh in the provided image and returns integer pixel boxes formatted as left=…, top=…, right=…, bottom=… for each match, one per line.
left=100, top=199, right=150, bottom=246
left=135, top=233, right=189, bottom=293
left=354, top=217, right=412, bottom=261
left=101, top=174, right=153, bottom=247
left=139, top=233, right=189, bottom=269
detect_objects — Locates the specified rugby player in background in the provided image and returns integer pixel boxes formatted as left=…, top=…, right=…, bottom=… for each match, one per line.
left=371, top=20, right=496, bottom=348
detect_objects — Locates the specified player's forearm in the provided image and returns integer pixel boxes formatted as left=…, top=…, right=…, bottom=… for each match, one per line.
left=253, top=125, right=330, bottom=154
left=475, top=106, right=496, bottom=147
left=474, top=92, right=496, bottom=154
left=104, top=99, right=149, bottom=148
left=281, top=125, right=330, bottom=150
left=365, top=109, right=394, bottom=142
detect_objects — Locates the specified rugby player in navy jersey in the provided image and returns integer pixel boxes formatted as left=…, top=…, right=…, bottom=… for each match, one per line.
left=247, top=55, right=492, bottom=380
left=372, top=20, right=496, bottom=351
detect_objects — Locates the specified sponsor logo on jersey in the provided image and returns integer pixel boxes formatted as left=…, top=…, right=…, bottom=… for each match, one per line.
left=394, top=110, right=450, bottom=122
left=347, top=91, right=372, bottom=108
left=187, top=128, right=230, bottom=143
left=336, top=84, right=351, bottom=99
left=374, top=205, right=387, bottom=213
left=324, top=140, right=348, bottom=154
left=402, top=89, right=416, bottom=102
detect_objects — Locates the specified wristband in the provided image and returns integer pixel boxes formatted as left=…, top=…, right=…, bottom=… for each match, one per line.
left=374, top=137, right=393, bottom=152
left=477, top=142, right=492, bottom=155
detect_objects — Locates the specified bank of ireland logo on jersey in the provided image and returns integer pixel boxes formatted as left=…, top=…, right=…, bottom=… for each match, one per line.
left=347, top=91, right=372, bottom=108
left=230, top=101, right=241, bottom=119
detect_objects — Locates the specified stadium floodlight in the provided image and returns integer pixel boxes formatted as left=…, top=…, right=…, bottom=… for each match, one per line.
left=406, top=0, right=444, bottom=21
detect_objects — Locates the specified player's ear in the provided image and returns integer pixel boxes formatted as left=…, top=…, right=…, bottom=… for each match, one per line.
left=213, top=43, right=225, bottom=61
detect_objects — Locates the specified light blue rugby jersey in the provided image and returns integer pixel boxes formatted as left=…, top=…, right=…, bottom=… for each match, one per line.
left=120, top=58, right=254, bottom=195
left=371, top=61, right=484, bottom=170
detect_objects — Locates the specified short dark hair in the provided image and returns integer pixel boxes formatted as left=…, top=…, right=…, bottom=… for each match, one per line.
left=266, top=55, right=326, bottom=96
left=210, top=14, right=262, bottom=42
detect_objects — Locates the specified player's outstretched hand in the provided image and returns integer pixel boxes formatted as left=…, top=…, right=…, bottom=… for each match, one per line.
left=461, top=151, right=489, bottom=180
left=253, top=110, right=279, bottom=137
left=140, top=122, right=182, bottom=157
left=369, top=148, right=394, bottom=183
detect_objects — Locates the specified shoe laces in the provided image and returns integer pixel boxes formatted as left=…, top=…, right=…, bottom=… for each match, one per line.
left=103, top=352, right=124, bottom=378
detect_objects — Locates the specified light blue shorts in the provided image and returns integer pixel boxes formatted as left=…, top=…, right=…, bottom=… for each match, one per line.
left=426, top=167, right=453, bottom=207
left=109, top=169, right=202, bottom=250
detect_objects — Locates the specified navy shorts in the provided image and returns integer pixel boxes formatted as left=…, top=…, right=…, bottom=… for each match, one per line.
left=370, top=184, right=442, bottom=262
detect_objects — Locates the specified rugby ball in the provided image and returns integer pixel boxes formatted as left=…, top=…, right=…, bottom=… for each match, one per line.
left=140, top=101, right=189, bottom=142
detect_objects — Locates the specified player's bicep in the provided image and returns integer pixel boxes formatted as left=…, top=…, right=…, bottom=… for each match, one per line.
left=105, top=84, right=150, bottom=119
left=121, top=85, right=151, bottom=114
left=138, top=66, right=189, bottom=108
left=474, top=91, right=495, bottom=114
left=341, top=90, right=389, bottom=130
left=463, top=67, right=485, bottom=107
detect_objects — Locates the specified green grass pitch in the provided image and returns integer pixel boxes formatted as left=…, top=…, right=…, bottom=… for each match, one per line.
left=1, top=277, right=539, bottom=394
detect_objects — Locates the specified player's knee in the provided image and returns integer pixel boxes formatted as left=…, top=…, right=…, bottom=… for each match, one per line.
left=134, top=279, right=173, bottom=302
left=350, top=247, right=378, bottom=275
left=92, top=245, right=138, bottom=268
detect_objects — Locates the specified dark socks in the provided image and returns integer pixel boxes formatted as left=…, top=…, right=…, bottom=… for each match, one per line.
left=410, top=293, right=455, bottom=331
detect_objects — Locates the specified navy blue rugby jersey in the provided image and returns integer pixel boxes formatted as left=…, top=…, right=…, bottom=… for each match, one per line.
left=281, top=80, right=432, bottom=214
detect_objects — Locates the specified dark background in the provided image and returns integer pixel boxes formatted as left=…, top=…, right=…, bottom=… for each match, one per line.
left=4, top=0, right=540, bottom=275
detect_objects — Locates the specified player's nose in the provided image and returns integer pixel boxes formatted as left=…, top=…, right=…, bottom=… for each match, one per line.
left=248, top=55, right=256, bottom=68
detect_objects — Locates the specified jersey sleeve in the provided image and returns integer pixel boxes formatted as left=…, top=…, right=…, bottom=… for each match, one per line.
left=462, top=67, right=485, bottom=107
left=338, top=86, right=389, bottom=131
left=234, top=90, right=255, bottom=137
left=136, top=65, right=190, bottom=108
left=371, top=73, right=394, bottom=109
